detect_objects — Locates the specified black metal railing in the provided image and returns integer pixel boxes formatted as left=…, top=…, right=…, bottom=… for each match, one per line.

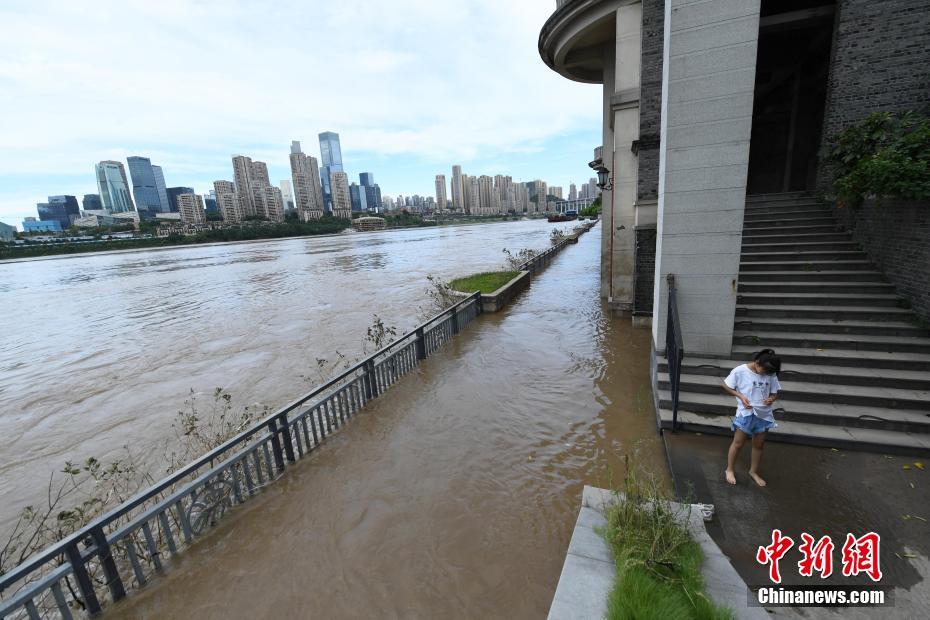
left=665, top=274, right=685, bottom=432
left=517, top=221, right=596, bottom=274
left=0, top=292, right=482, bottom=619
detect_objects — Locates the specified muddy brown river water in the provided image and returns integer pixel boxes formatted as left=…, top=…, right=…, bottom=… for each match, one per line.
left=109, top=223, right=667, bottom=618
left=3, top=221, right=669, bottom=618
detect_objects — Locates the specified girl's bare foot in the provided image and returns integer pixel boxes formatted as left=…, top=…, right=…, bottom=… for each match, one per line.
left=725, top=469, right=736, bottom=485
left=749, top=470, right=767, bottom=487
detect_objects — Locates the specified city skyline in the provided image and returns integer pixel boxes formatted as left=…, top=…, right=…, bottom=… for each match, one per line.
left=0, top=0, right=600, bottom=228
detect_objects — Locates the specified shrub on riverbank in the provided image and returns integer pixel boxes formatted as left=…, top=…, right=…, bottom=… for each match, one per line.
left=449, top=271, right=519, bottom=293
left=603, top=460, right=733, bottom=620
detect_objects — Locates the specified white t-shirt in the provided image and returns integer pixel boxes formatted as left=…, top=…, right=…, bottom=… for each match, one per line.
left=724, top=364, right=781, bottom=420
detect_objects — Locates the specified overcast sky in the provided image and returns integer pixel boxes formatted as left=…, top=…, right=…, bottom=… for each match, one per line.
left=0, top=0, right=601, bottom=227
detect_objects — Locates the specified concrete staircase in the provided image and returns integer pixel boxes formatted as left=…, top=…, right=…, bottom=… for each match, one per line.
left=657, top=192, right=930, bottom=455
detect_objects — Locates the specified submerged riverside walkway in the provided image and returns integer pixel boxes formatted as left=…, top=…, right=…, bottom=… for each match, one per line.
left=112, top=226, right=669, bottom=619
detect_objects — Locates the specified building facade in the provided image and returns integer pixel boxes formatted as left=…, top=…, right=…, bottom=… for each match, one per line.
left=318, top=131, right=344, bottom=212
left=435, top=175, right=448, bottom=211
left=289, top=141, right=325, bottom=220
left=176, top=194, right=206, bottom=226
left=37, top=195, right=80, bottom=229
left=127, top=156, right=168, bottom=214
left=539, top=0, right=930, bottom=357
left=166, top=187, right=194, bottom=213
left=95, top=161, right=135, bottom=213
left=330, top=171, right=352, bottom=219
left=451, top=165, right=465, bottom=212
left=213, top=180, right=241, bottom=223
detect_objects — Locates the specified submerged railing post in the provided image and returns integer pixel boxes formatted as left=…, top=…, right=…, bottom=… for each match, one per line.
left=365, top=359, right=379, bottom=398
left=64, top=541, right=102, bottom=615
left=450, top=306, right=459, bottom=335
left=414, top=327, right=426, bottom=360
left=266, top=419, right=286, bottom=471
left=91, top=526, right=126, bottom=603
left=277, top=413, right=296, bottom=463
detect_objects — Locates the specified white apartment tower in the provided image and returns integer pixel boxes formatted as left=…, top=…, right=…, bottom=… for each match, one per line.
left=330, top=171, right=352, bottom=219
left=214, top=180, right=242, bottom=223
left=176, top=193, right=206, bottom=226
left=451, top=165, right=465, bottom=212
left=435, top=174, right=448, bottom=212
left=289, top=141, right=325, bottom=221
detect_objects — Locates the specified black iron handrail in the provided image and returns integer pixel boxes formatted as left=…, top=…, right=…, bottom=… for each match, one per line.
left=0, top=291, right=482, bottom=617
left=666, top=274, right=684, bottom=432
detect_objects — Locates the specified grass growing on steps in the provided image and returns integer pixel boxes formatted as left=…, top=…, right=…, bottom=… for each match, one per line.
left=603, top=458, right=733, bottom=620
left=449, top=271, right=519, bottom=293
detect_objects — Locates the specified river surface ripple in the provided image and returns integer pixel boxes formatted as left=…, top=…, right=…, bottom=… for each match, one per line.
left=108, top=223, right=668, bottom=619
left=0, top=221, right=567, bottom=531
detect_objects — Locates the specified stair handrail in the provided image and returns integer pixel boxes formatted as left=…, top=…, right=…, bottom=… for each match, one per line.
left=666, top=274, right=684, bottom=432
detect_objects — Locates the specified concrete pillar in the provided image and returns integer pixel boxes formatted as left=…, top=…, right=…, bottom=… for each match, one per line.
left=603, top=3, right=643, bottom=312
left=652, top=0, right=761, bottom=356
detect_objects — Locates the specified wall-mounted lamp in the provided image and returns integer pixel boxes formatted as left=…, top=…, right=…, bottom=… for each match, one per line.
left=588, top=150, right=613, bottom=191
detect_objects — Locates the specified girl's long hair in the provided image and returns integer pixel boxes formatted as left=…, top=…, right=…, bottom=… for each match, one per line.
left=753, top=348, right=781, bottom=376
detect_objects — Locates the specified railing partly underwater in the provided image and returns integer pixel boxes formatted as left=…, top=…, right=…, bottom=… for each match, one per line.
left=0, top=292, right=482, bottom=619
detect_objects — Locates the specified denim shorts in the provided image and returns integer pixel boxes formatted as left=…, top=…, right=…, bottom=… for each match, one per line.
left=732, top=413, right=775, bottom=437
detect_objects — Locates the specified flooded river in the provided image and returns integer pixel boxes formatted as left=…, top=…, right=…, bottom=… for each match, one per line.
left=0, top=220, right=564, bottom=531
left=108, top=223, right=668, bottom=619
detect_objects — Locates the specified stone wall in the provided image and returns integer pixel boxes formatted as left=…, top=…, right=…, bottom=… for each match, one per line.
left=817, top=0, right=930, bottom=191
left=634, top=226, right=656, bottom=315
left=637, top=0, right=665, bottom=202
left=834, top=199, right=930, bottom=323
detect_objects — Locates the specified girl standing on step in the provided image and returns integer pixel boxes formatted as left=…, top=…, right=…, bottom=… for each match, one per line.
left=723, top=349, right=782, bottom=487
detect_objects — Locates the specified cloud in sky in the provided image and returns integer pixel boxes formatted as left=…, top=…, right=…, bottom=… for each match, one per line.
left=0, top=0, right=602, bottom=226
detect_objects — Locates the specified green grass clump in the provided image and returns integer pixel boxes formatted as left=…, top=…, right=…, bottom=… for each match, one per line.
left=448, top=270, right=519, bottom=293
left=603, top=460, right=733, bottom=620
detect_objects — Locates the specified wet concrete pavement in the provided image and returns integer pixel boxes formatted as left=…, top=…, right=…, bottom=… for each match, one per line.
left=665, top=433, right=930, bottom=619
left=110, top=224, right=670, bottom=619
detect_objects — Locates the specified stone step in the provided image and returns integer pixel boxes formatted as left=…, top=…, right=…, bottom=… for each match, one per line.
left=743, top=207, right=831, bottom=219
left=740, top=260, right=873, bottom=272
left=741, top=241, right=860, bottom=253
left=657, top=371, right=930, bottom=412
left=656, top=405, right=930, bottom=456
left=743, top=207, right=833, bottom=220
left=732, top=329, right=930, bottom=354
left=658, top=357, right=930, bottom=391
left=732, top=316, right=926, bottom=337
left=737, top=281, right=896, bottom=294
left=742, top=224, right=845, bottom=236
left=656, top=387, right=930, bottom=434
left=737, top=303, right=913, bottom=321
left=729, top=343, right=930, bottom=371
left=743, top=216, right=837, bottom=228
left=745, top=194, right=816, bottom=207
left=736, top=292, right=904, bottom=308
left=741, top=250, right=868, bottom=263
left=741, top=232, right=853, bottom=244
left=738, top=270, right=886, bottom=282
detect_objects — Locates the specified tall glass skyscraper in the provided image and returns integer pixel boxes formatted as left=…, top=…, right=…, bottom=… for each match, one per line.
left=127, top=156, right=167, bottom=214
left=95, top=161, right=135, bottom=213
left=152, top=165, right=169, bottom=213
left=318, top=131, right=344, bottom=212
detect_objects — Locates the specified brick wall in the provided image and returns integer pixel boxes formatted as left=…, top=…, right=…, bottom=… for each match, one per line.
left=834, top=199, right=930, bottom=322
left=634, top=226, right=657, bottom=315
left=817, top=0, right=930, bottom=191
left=637, top=0, right=664, bottom=202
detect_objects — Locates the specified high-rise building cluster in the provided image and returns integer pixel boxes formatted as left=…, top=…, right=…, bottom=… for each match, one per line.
left=434, top=165, right=585, bottom=216
left=19, top=130, right=389, bottom=234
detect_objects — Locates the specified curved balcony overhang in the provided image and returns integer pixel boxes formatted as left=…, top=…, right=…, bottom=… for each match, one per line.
left=538, top=0, right=631, bottom=84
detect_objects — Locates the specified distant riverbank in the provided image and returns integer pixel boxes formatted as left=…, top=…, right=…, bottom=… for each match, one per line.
left=0, top=216, right=543, bottom=265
